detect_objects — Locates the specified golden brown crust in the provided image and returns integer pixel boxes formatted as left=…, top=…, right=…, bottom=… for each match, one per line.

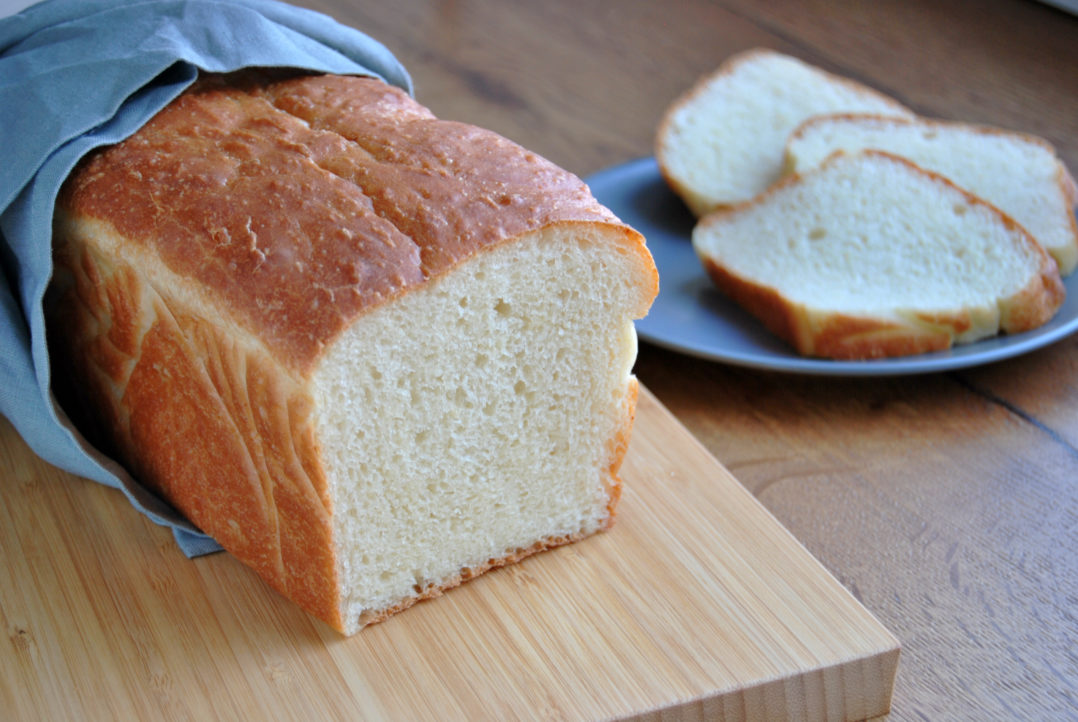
left=47, top=238, right=345, bottom=629
left=655, top=48, right=912, bottom=215
left=60, top=71, right=619, bottom=376
left=1062, top=162, right=1078, bottom=209
left=1058, top=160, right=1078, bottom=249
left=701, top=257, right=956, bottom=359
left=696, top=150, right=1065, bottom=360
left=784, top=113, right=1078, bottom=275
left=49, top=71, right=654, bottom=634
left=788, top=112, right=1072, bottom=156
left=999, top=261, right=1067, bottom=334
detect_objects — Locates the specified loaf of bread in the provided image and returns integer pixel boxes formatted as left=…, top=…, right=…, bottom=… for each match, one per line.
left=785, top=114, right=1078, bottom=276
left=692, top=150, right=1064, bottom=359
left=655, top=48, right=913, bottom=216
left=45, top=71, right=658, bottom=634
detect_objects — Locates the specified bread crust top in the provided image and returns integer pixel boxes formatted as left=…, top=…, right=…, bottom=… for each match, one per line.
left=59, top=72, right=647, bottom=376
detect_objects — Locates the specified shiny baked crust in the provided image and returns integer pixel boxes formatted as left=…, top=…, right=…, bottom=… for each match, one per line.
left=47, top=71, right=657, bottom=632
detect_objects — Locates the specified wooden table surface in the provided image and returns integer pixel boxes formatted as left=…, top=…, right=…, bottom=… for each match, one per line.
left=286, top=1, right=1078, bottom=719
left=2, top=0, right=1075, bottom=720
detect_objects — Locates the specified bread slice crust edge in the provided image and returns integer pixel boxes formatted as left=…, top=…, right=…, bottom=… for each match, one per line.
left=693, top=150, right=1064, bottom=360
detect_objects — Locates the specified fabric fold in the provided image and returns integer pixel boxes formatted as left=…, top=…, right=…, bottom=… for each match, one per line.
left=0, top=0, right=412, bottom=556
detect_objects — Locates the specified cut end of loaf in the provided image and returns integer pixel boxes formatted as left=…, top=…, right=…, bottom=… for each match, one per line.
left=46, top=71, right=659, bottom=636
left=314, top=225, right=652, bottom=634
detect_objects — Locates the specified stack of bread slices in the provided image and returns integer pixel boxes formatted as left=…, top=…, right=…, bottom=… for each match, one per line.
left=656, top=48, right=1076, bottom=360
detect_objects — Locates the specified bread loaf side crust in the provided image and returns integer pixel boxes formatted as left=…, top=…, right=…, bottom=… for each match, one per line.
left=49, top=72, right=657, bottom=633
left=48, top=231, right=345, bottom=629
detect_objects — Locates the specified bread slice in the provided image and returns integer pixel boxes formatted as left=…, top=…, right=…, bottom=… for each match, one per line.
left=655, top=48, right=913, bottom=216
left=692, top=150, right=1064, bottom=360
left=45, top=72, right=658, bottom=634
left=786, top=114, right=1078, bottom=276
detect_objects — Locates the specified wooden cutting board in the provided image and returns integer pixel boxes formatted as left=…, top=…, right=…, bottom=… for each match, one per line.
left=0, top=386, right=899, bottom=721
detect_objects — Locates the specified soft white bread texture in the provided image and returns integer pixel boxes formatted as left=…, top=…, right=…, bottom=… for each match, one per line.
left=786, top=114, right=1078, bottom=276
left=45, top=72, right=658, bottom=634
left=655, top=48, right=913, bottom=216
left=692, top=151, right=1064, bottom=359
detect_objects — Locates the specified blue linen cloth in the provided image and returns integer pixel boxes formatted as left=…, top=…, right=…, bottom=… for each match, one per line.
left=0, top=0, right=411, bottom=556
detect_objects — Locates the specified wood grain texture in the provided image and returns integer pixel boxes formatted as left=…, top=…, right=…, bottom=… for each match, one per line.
left=634, top=343, right=1078, bottom=720
left=5, top=0, right=1077, bottom=719
left=0, top=390, right=898, bottom=721
left=286, top=0, right=1078, bottom=718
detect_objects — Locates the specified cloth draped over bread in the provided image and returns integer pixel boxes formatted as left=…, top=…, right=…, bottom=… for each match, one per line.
left=0, top=0, right=412, bottom=557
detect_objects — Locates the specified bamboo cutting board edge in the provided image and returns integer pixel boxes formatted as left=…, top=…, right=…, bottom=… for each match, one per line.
left=0, top=385, right=900, bottom=721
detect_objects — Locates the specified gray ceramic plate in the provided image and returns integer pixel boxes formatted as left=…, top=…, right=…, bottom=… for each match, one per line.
left=587, top=157, right=1078, bottom=376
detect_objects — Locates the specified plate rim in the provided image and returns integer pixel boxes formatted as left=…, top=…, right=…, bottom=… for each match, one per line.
left=587, top=156, right=1078, bottom=377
